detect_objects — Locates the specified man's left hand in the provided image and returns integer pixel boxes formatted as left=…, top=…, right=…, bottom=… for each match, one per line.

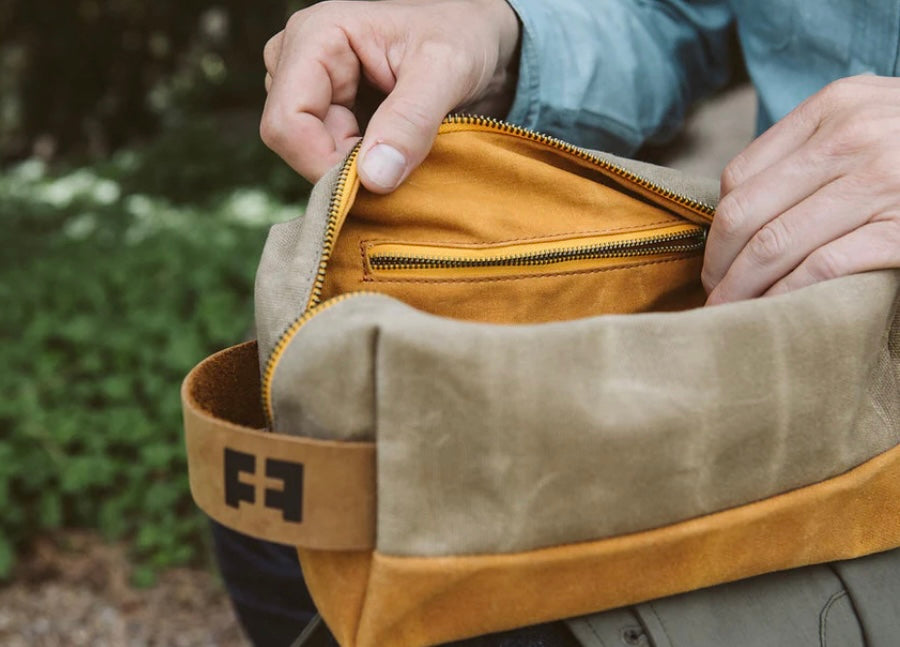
left=703, top=74, right=900, bottom=305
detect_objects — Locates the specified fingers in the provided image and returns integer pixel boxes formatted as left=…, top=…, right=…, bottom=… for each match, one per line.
left=704, top=145, right=841, bottom=293
left=357, top=47, right=472, bottom=193
left=764, top=219, right=900, bottom=296
left=260, top=14, right=363, bottom=181
left=719, top=96, right=820, bottom=195
left=263, top=32, right=282, bottom=76
left=717, top=76, right=889, bottom=195
left=263, top=33, right=281, bottom=93
left=704, top=76, right=900, bottom=304
left=706, top=174, right=873, bottom=304
left=259, top=0, right=520, bottom=188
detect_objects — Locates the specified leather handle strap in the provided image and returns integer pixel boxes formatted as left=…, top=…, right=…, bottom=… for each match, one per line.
left=182, top=341, right=376, bottom=550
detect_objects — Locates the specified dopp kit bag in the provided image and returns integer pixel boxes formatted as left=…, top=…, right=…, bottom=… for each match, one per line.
left=181, top=117, right=900, bottom=647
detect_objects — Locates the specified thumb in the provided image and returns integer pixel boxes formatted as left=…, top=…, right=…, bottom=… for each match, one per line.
left=358, top=54, right=468, bottom=193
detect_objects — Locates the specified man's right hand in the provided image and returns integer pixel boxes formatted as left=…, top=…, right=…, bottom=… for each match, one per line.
left=260, top=0, right=520, bottom=193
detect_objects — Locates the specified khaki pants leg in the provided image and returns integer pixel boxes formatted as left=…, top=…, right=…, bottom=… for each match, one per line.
left=568, top=547, right=900, bottom=647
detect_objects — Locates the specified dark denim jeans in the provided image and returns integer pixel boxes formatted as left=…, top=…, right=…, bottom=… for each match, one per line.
left=210, top=521, right=579, bottom=647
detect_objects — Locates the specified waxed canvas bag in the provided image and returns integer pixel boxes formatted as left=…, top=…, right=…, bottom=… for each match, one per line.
left=182, top=116, right=900, bottom=647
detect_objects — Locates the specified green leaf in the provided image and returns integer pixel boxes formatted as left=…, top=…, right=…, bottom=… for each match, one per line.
left=0, top=535, right=14, bottom=580
left=38, top=492, right=63, bottom=529
left=130, top=565, right=157, bottom=589
left=2, top=125, right=299, bottom=577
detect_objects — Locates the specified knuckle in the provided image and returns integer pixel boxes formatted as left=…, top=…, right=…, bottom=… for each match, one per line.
left=263, top=33, right=281, bottom=68
left=747, top=221, right=789, bottom=266
left=285, top=2, right=332, bottom=34
left=259, top=108, right=287, bottom=150
left=714, top=192, right=750, bottom=240
left=416, top=39, right=462, bottom=68
left=284, top=8, right=307, bottom=32
left=316, top=26, right=354, bottom=62
left=721, top=155, right=748, bottom=193
left=700, top=266, right=718, bottom=294
left=801, top=78, right=857, bottom=129
left=819, top=77, right=856, bottom=108
left=286, top=2, right=324, bottom=28
left=388, top=95, right=436, bottom=134
left=805, top=247, right=847, bottom=282
left=291, top=0, right=353, bottom=28
left=786, top=95, right=825, bottom=141
left=862, top=151, right=900, bottom=190
left=792, top=102, right=819, bottom=134
left=415, top=37, right=475, bottom=81
left=821, top=119, right=879, bottom=158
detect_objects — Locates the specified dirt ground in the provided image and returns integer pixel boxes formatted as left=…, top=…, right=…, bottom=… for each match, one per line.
left=0, top=532, right=249, bottom=647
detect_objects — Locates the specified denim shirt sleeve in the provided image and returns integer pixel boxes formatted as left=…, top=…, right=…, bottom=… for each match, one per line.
left=504, top=0, right=736, bottom=155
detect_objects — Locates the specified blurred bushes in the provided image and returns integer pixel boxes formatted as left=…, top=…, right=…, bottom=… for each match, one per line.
left=0, top=115, right=310, bottom=581
left=0, top=0, right=313, bottom=161
left=0, top=0, right=335, bottom=580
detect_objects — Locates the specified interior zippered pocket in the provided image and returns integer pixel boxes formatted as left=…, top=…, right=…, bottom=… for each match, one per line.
left=365, top=224, right=705, bottom=281
left=308, top=118, right=714, bottom=327
left=263, top=116, right=717, bottom=425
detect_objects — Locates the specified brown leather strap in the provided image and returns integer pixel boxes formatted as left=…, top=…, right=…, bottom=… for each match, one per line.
left=182, top=341, right=376, bottom=549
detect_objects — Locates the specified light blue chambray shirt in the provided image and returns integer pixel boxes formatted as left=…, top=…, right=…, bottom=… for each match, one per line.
left=504, top=0, right=900, bottom=155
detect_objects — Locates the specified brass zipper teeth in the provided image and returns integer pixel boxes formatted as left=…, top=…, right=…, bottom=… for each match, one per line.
left=307, top=141, right=364, bottom=311
left=445, top=114, right=716, bottom=217
left=261, top=291, right=374, bottom=427
left=370, top=229, right=706, bottom=271
left=262, top=143, right=363, bottom=428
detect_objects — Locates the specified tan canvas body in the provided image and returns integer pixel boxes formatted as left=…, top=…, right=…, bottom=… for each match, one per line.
left=183, top=120, right=900, bottom=647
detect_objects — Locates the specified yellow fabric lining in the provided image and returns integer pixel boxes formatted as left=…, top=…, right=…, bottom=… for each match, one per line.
left=320, top=130, right=709, bottom=323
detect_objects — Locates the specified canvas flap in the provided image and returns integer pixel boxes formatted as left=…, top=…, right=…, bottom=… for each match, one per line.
left=269, top=270, right=899, bottom=556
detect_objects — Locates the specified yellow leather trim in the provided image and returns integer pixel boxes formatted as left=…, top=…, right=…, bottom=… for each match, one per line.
left=182, top=341, right=376, bottom=550
left=298, top=549, right=373, bottom=647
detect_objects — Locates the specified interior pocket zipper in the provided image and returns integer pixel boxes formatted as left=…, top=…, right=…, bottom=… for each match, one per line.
left=263, top=115, right=716, bottom=428
left=366, top=224, right=706, bottom=279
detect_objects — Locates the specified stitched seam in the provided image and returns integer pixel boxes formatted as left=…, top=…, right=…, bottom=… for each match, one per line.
left=819, top=589, right=849, bottom=647
left=359, top=239, right=371, bottom=277
left=826, top=562, right=868, bottom=645
left=300, top=210, right=328, bottom=304
left=359, top=220, right=681, bottom=249
left=361, top=254, right=700, bottom=284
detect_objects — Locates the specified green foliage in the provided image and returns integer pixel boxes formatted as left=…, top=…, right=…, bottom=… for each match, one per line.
left=0, top=119, right=307, bottom=578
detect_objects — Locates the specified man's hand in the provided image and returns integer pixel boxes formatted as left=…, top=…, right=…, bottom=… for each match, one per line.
left=703, top=75, right=900, bottom=304
left=260, top=0, right=519, bottom=193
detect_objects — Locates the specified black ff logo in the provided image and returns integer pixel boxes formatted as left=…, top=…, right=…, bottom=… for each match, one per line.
left=224, top=448, right=304, bottom=522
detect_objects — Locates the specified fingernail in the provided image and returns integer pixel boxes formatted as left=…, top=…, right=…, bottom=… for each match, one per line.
left=361, top=144, right=407, bottom=190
